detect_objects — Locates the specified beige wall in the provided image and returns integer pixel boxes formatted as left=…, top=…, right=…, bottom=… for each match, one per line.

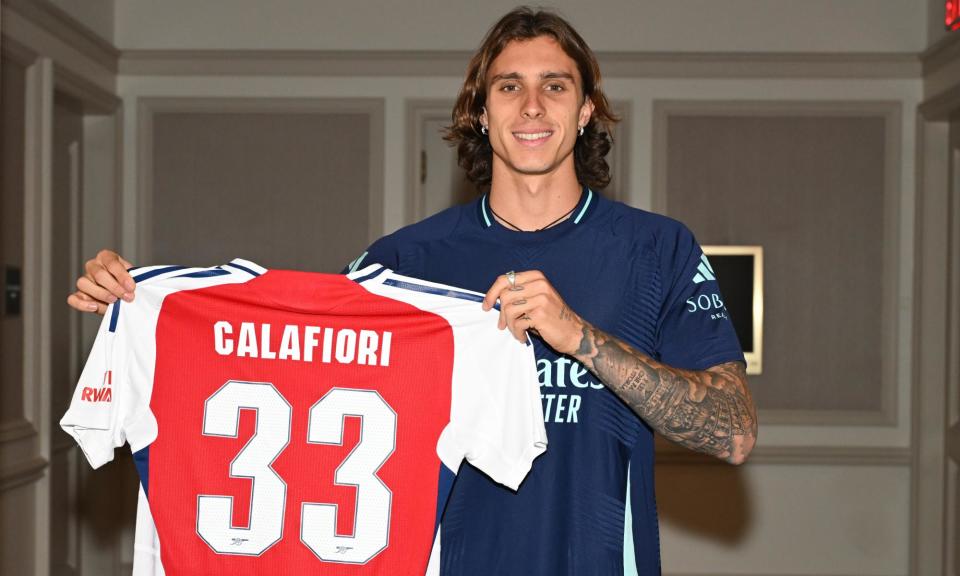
left=148, top=109, right=377, bottom=272
left=115, top=0, right=926, bottom=52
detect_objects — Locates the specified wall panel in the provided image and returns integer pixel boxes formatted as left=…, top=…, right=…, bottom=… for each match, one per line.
left=664, top=110, right=890, bottom=417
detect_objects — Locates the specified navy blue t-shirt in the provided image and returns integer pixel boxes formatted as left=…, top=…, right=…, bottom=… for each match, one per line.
left=348, top=189, right=744, bottom=575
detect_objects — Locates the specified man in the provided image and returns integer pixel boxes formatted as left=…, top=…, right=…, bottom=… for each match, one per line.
left=70, top=7, right=757, bottom=574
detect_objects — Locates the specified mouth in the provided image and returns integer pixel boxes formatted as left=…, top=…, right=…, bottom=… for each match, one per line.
left=512, top=130, right=553, bottom=146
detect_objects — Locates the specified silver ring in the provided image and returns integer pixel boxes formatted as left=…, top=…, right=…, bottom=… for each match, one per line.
left=506, top=270, right=516, bottom=289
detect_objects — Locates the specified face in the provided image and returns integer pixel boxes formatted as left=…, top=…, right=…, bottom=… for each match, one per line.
left=481, top=36, right=594, bottom=181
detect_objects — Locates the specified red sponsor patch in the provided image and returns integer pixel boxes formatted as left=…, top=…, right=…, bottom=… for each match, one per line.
left=81, top=386, right=113, bottom=402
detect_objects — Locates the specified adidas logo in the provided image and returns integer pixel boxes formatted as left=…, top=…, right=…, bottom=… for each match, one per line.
left=692, top=254, right=715, bottom=284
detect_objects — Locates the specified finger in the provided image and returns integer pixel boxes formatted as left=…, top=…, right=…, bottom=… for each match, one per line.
left=118, top=256, right=134, bottom=270
left=77, top=275, right=118, bottom=305
left=67, top=292, right=100, bottom=313
left=91, top=266, right=130, bottom=301
left=497, top=286, right=521, bottom=330
left=499, top=278, right=538, bottom=307
left=496, top=283, right=532, bottom=329
left=508, top=313, right=535, bottom=343
left=483, top=270, right=537, bottom=310
left=502, top=299, right=536, bottom=338
left=483, top=274, right=514, bottom=311
left=102, top=254, right=136, bottom=294
left=69, top=292, right=108, bottom=315
left=93, top=267, right=130, bottom=299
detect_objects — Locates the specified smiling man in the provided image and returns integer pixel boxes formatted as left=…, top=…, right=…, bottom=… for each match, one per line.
left=350, top=9, right=757, bottom=574
left=70, top=7, right=757, bottom=575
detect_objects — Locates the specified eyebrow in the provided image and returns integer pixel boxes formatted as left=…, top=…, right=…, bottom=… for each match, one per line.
left=490, top=71, right=576, bottom=83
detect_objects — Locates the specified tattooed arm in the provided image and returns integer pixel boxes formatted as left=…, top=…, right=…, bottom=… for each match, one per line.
left=484, top=270, right=758, bottom=465
left=571, top=322, right=756, bottom=464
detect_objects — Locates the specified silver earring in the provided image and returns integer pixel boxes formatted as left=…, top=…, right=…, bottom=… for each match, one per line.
left=578, top=125, right=585, bottom=137
left=481, top=125, right=488, bottom=135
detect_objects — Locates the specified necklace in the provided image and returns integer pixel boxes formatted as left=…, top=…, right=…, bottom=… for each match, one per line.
left=489, top=202, right=578, bottom=232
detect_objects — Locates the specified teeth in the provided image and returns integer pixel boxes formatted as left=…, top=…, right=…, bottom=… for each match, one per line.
left=515, top=131, right=551, bottom=141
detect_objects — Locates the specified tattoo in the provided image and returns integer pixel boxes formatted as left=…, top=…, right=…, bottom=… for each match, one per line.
left=572, top=324, right=757, bottom=463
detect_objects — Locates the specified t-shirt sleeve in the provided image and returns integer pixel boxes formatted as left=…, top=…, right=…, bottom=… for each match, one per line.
left=59, top=302, right=133, bottom=469
left=656, top=224, right=745, bottom=370
left=436, top=316, right=547, bottom=491
left=341, top=234, right=401, bottom=274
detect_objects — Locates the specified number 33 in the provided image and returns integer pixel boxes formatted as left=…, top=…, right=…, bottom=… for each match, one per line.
left=196, top=381, right=396, bottom=564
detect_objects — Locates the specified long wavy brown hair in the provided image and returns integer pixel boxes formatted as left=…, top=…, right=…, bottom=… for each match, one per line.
left=445, top=7, right=619, bottom=190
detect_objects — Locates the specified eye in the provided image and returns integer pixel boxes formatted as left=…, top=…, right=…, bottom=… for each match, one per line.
left=545, top=83, right=566, bottom=92
left=499, top=83, right=520, bottom=92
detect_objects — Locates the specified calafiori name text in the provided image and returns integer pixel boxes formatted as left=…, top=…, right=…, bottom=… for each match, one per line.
left=213, top=321, right=392, bottom=366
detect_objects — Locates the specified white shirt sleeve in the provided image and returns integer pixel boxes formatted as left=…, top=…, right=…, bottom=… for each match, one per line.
left=435, top=307, right=547, bottom=491
left=345, top=266, right=550, bottom=490
left=59, top=303, right=135, bottom=469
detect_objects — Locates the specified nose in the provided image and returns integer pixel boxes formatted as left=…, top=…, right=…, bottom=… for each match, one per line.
left=521, top=91, right=545, bottom=120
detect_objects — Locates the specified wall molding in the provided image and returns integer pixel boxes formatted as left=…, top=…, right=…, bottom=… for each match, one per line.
left=652, top=100, right=904, bottom=428
left=53, top=63, right=121, bottom=115
left=919, top=82, right=960, bottom=121
left=656, top=444, right=911, bottom=466
left=909, top=110, right=957, bottom=576
left=0, top=457, right=49, bottom=492
left=1, top=34, right=39, bottom=66
left=599, top=51, right=919, bottom=79
left=0, top=419, right=38, bottom=444
left=920, top=30, right=960, bottom=77
left=118, top=49, right=922, bottom=79
left=3, top=0, right=117, bottom=73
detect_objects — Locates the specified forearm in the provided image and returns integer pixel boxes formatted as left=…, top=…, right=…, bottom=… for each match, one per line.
left=571, top=321, right=757, bottom=464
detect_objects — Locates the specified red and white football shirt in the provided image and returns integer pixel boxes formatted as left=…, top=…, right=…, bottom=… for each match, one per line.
left=61, top=260, right=546, bottom=575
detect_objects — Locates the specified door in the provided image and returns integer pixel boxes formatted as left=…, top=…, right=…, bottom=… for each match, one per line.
left=49, top=91, right=83, bottom=576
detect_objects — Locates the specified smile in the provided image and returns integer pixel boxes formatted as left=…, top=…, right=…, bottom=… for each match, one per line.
left=513, top=131, right=553, bottom=144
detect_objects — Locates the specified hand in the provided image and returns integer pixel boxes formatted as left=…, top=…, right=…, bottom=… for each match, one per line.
left=481, top=270, right=585, bottom=355
left=66, top=250, right=136, bottom=315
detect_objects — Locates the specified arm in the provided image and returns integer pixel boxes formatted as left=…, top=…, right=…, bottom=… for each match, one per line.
left=484, top=270, right=757, bottom=465
left=570, top=322, right=756, bottom=464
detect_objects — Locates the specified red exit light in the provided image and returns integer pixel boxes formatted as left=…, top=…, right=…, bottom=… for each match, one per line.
left=948, top=0, right=960, bottom=30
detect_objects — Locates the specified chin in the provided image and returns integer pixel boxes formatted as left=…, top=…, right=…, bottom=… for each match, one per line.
left=510, top=163, right=557, bottom=177
left=506, top=155, right=561, bottom=175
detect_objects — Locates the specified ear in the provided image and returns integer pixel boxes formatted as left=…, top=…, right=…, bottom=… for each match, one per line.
left=480, top=106, right=488, bottom=128
left=578, top=98, right=595, bottom=129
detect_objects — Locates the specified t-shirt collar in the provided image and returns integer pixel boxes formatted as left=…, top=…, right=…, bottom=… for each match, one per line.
left=478, top=186, right=595, bottom=231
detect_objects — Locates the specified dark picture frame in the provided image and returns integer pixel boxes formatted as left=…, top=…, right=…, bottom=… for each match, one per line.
left=703, top=246, right=764, bottom=375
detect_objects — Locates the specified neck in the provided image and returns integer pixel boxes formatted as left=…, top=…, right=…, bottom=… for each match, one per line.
left=488, top=164, right=582, bottom=231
